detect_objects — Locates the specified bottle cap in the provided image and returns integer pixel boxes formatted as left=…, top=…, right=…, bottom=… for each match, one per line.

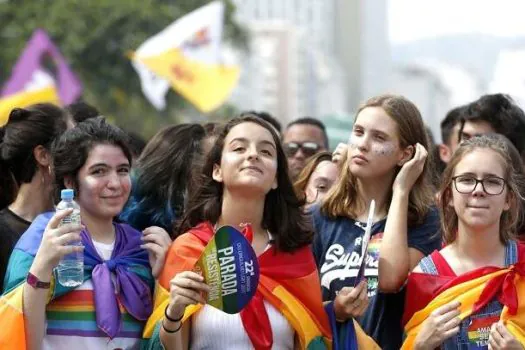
left=60, top=189, right=75, bottom=200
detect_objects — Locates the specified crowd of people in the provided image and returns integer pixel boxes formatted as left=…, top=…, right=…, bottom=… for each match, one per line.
left=1, top=92, right=525, bottom=349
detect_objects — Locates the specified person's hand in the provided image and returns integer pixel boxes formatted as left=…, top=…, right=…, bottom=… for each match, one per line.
left=488, top=321, right=524, bottom=350
left=32, top=209, right=84, bottom=277
left=413, top=301, right=461, bottom=350
left=393, top=143, right=427, bottom=195
left=166, top=271, right=210, bottom=320
left=332, top=143, right=348, bottom=166
left=141, top=226, right=172, bottom=278
left=334, top=280, right=369, bottom=320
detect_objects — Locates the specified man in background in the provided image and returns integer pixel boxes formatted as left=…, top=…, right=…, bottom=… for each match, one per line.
left=283, top=117, right=329, bottom=180
left=439, top=94, right=525, bottom=166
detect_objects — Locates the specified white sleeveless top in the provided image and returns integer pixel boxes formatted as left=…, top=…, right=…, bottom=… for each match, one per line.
left=191, top=232, right=294, bottom=349
left=190, top=302, right=294, bottom=349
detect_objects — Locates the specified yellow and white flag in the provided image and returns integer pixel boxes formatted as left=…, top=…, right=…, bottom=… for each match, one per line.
left=132, top=1, right=240, bottom=113
left=0, top=70, right=60, bottom=125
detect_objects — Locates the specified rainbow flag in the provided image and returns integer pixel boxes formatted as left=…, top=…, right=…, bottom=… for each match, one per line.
left=402, top=243, right=525, bottom=349
left=142, top=222, right=332, bottom=349
left=0, top=29, right=82, bottom=125
left=0, top=213, right=153, bottom=349
left=0, top=283, right=26, bottom=349
left=45, top=289, right=144, bottom=338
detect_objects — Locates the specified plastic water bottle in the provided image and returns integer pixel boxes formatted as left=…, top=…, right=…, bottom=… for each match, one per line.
left=56, top=189, right=84, bottom=287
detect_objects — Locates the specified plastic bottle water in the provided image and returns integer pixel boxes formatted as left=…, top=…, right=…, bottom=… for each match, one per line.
left=56, top=189, right=84, bottom=287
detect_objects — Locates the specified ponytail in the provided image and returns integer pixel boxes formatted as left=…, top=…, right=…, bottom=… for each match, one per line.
left=0, top=104, right=68, bottom=209
left=0, top=126, right=17, bottom=209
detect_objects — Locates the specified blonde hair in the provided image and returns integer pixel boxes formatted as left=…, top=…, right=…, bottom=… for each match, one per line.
left=439, top=134, right=525, bottom=244
left=321, top=94, right=435, bottom=225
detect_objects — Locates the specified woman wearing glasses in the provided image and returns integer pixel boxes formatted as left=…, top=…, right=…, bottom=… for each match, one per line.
left=403, top=134, right=525, bottom=349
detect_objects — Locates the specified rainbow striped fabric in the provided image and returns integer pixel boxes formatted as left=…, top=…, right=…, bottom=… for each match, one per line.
left=402, top=242, right=525, bottom=349
left=45, top=288, right=144, bottom=338
left=142, top=222, right=332, bottom=349
left=0, top=213, right=153, bottom=349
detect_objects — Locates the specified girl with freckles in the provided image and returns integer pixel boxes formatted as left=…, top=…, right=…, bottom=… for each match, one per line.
left=311, top=94, right=441, bottom=349
left=403, top=135, right=525, bottom=349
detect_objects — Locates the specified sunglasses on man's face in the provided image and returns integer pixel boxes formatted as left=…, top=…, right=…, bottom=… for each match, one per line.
left=284, top=142, right=320, bottom=157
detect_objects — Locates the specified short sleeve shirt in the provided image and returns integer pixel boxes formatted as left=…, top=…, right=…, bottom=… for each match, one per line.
left=311, top=205, right=441, bottom=350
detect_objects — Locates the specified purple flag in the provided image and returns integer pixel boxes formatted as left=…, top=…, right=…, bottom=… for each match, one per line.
left=1, top=29, right=82, bottom=104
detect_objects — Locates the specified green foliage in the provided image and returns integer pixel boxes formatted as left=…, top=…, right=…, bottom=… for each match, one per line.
left=0, top=0, right=247, bottom=138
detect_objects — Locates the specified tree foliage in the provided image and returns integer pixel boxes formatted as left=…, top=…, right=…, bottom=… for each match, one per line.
left=0, top=0, right=247, bottom=137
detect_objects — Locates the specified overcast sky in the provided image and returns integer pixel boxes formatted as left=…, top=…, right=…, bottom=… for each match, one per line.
left=388, top=0, right=525, bottom=44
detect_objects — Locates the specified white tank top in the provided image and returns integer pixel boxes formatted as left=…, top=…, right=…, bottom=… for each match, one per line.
left=191, top=232, right=294, bottom=349
left=190, top=301, right=294, bottom=350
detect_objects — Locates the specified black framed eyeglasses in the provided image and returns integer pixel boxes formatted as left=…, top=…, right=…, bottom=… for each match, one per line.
left=284, top=142, right=320, bottom=157
left=452, top=175, right=507, bottom=195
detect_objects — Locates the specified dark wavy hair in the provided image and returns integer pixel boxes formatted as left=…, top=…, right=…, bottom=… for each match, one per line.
left=52, top=117, right=132, bottom=198
left=65, top=101, right=99, bottom=123
left=459, top=94, right=525, bottom=155
left=177, top=114, right=313, bottom=252
left=0, top=104, right=68, bottom=209
left=120, top=123, right=205, bottom=233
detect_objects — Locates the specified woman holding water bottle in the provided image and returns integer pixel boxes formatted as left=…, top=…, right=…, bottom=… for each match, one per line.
left=311, top=94, right=441, bottom=349
left=1, top=117, right=170, bottom=350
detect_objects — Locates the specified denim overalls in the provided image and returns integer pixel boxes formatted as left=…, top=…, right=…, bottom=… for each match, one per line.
left=419, top=241, right=518, bottom=349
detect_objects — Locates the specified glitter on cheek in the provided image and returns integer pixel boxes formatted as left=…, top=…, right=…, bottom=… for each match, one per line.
left=371, top=142, right=396, bottom=157
left=348, top=134, right=360, bottom=150
left=348, top=141, right=359, bottom=150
